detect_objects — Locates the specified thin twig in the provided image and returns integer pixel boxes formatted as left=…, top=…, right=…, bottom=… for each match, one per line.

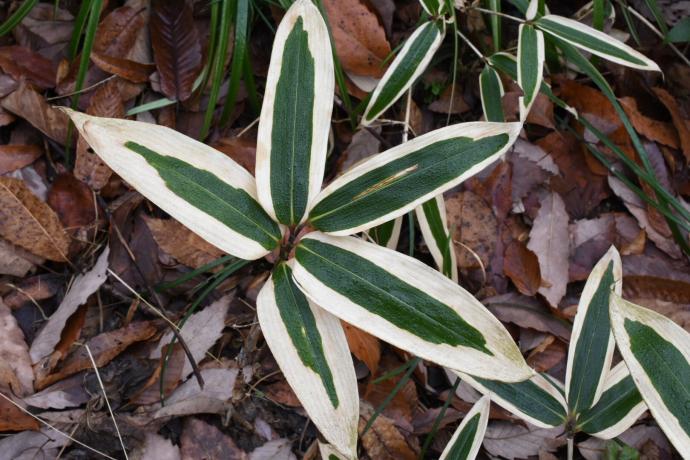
left=84, top=344, right=129, bottom=460
left=471, top=7, right=525, bottom=24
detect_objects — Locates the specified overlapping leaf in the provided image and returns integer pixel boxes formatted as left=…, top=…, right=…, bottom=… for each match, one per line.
left=64, top=110, right=282, bottom=260
left=257, top=263, right=358, bottom=458
left=517, top=24, right=544, bottom=121
left=308, top=122, right=522, bottom=235
left=362, top=20, right=445, bottom=125
left=610, top=294, right=690, bottom=453
left=415, top=195, right=458, bottom=281
left=440, top=395, right=490, bottom=460
left=293, top=232, right=533, bottom=381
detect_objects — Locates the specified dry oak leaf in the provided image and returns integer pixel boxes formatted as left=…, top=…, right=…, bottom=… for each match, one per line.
left=527, top=192, right=569, bottom=308
left=1, top=82, right=69, bottom=144
left=0, top=176, right=69, bottom=261
left=144, top=215, right=224, bottom=269
left=653, top=86, right=690, bottom=164
left=323, top=0, right=391, bottom=77
left=90, top=51, right=154, bottom=83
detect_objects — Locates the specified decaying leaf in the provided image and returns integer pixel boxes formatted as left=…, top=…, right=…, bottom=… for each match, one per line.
left=37, top=320, right=158, bottom=389
left=504, top=240, right=541, bottom=296
left=180, top=417, right=248, bottom=460
left=90, top=51, right=154, bottom=83
left=30, top=247, right=110, bottom=364
left=0, top=144, right=42, bottom=175
left=154, top=366, right=238, bottom=418
left=1, top=82, right=69, bottom=143
left=446, top=190, right=498, bottom=269
left=151, top=295, right=232, bottom=379
left=0, top=176, right=70, bottom=261
left=483, top=421, right=564, bottom=459
left=323, top=0, right=391, bottom=77
left=0, top=300, right=33, bottom=396
left=136, top=432, right=181, bottom=460
left=150, top=0, right=202, bottom=101
left=342, top=321, right=381, bottom=374
left=144, top=216, right=225, bottom=269
left=359, top=402, right=417, bottom=460
left=75, top=78, right=124, bottom=190
left=0, top=238, right=40, bottom=277
left=527, top=192, right=569, bottom=308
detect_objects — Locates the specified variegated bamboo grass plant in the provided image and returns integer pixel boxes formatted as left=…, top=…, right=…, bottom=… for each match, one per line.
left=359, top=0, right=690, bottom=457
left=64, top=1, right=532, bottom=457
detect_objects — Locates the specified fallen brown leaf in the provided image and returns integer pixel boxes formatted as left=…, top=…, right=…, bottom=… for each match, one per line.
left=504, top=240, right=541, bottom=296
left=47, top=173, right=97, bottom=232
left=75, top=78, right=123, bottom=190
left=144, top=215, right=225, bottom=269
left=527, top=192, right=569, bottom=308
left=1, top=81, right=69, bottom=143
left=37, top=320, right=158, bottom=389
left=323, top=0, right=391, bottom=77
left=342, top=320, right=380, bottom=374
left=150, top=0, right=202, bottom=101
left=446, top=190, right=497, bottom=269
left=365, top=354, right=417, bottom=430
left=0, top=45, right=57, bottom=89
left=653, top=86, right=690, bottom=163
left=213, top=136, right=257, bottom=175
left=0, top=144, right=42, bottom=174
left=0, top=300, right=33, bottom=396
left=90, top=51, right=154, bottom=83
left=0, top=238, right=40, bottom=277
left=180, top=417, right=248, bottom=460
left=30, top=247, right=109, bottom=364
left=359, top=402, right=417, bottom=460
left=0, top=176, right=70, bottom=261
left=619, top=96, right=680, bottom=149
left=428, top=84, right=470, bottom=115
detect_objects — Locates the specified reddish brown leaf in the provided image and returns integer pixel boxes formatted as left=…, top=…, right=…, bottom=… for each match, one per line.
left=75, top=78, right=124, bottom=190
left=37, top=321, right=158, bottom=389
left=323, top=0, right=391, bottom=77
left=90, top=51, right=154, bottom=83
left=619, top=96, right=680, bottom=149
left=150, top=0, right=202, bottom=101
left=526, top=335, right=567, bottom=372
left=504, top=240, right=541, bottom=296
left=181, top=418, right=248, bottom=460
left=342, top=320, right=381, bottom=374
left=0, top=176, right=70, bottom=261
left=47, top=173, right=97, bottom=232
left=0, top=144, right=42, bottom=174
left=0, top=45, right=57, bottom=89
left=428, top=84, right=470, bottom=115
left=653, top=87, right=690, bottom=164
left=0, top=300, right=33, bottom=396
left=0, top=395, right=39, bottom=432
left=365, top=354, right=418, bottom=429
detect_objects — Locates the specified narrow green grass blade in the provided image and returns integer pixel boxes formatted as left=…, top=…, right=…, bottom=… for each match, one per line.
left=67, top=0, right=92, bottom=60
left=0, top=0, right=38, bottom=36
left=219, top=0, right=250, bottom=127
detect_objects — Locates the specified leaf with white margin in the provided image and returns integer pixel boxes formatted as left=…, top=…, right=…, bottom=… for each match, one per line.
left=415, top=195, right=458, bottom=281
left=308, top=122, right=522, bottom=236
left=535, top=15, right=660, bottom=71
left=566, top=246, right=622, bottom=415
left=458, top=371, right=567, bottom=428
left=440, top=395, right=490, bottom=460
left=419, top=0, right=447, bottom=16
left=609, top=294, right=690, bottom=454
left=362, top=20, right=445, bottom=126
left=479, top=65, right=505, bottom=122
left=293, top=232, right=533, bottom=382
left=365, top=216, right=402, bottom=249
left=517, top=23, right=545, bottom=121
left=63, top=110, right=282, bottom=260
left=255, top=0, right=334, bottom=225
left=257, top=262, right=358, bottom=458
left=577, top=361, right=647, bottom=439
